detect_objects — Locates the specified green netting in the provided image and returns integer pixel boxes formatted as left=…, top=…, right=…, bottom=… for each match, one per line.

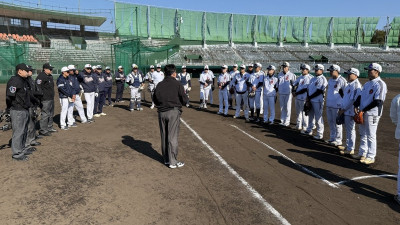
left=232, top=14, right=253, bottom=43
left=115, top=3, right=148, bottom=37
left=333, top=17, right=357, bottom=44
left=284, top=17, right=305, bottom=43
left=360, top=17, right=379, bottom=44
left=150, top=7, right=176, bottom=39
left=179, top=10, right=203, bottom=41
left=309, top=17, right=331, bottom=44
left=388, top=17, right=400, bottom=47
left=256, top=15, right=280, bottom=43
left=206, top=12, right=230, bottom=42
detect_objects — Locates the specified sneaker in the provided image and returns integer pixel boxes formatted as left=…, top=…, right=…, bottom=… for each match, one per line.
left=186, top=104, right=190, bottom=108
left=39, top=131, right=51, bottom=136
left=263, top=121, right=268, bottom=124
left=61, top=126, right=69, bottom=130
left=217, top=112, right=222, bottom=115
left=245, top=118, right=250, bottom=123
left=137, top=108, right=143, bottom=111
left=313, top=135, right=323, bottom=140
left=296, top=126, right=302, bottom=131
left=12, top=155, right=29, bottom=161
left=150, top=104, right=155, bottom=109
left=337, top=145, right=346, bottom=151
left=301, top=130, right=312, bottom=135
left=394, top=195, right=400, bottom=205
left=120, top=100, right=125, bottom=103
left=94, top=114, right=101, bottom=118
left=255, top=118, right=260, bottom=123
left=269, top=121, right=274, bottom=125
left=340, top=149, right=354, bottom=155
left=233, top=116, right=238, bottom=119
left=81, top=120, right=88, bottom=124
left=362, top=157, right=375, bottom=165
left=69, top=123, right=78, bottom=128
left=87, top=119, right=94, bottom=123
left=130, top=109, right=134, bottom=112
left=176, top=161, right=185, bottom=168
left=204, top=104, right=207, bottom=109
left=100, top=112, right=107, bottom=116
left=330, top=141, right=342, bottom=147
left=351, top=154, right=365, bottom=160
left=48, top=128, right=58, bottom=133
left=169, top=164, right=177, bottom=169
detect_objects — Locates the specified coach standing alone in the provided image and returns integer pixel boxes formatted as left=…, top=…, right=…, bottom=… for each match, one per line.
left=153, top=64, right=188, bottom=169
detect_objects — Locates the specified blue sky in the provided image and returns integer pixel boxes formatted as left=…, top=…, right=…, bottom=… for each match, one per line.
left=3, top=0, right=400, bottom=31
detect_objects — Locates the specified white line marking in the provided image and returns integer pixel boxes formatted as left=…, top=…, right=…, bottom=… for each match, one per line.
left=230, top=124, right=339, bottom=189
left=181, top=119, right=291, bottom=225
left=335, top=174, right=397, bottom=185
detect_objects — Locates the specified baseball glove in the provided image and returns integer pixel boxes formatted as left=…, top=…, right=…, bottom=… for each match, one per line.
left=229, top=87, right=235, bottom=94
left=354, top=111, right=364, bottom=124
left=248, top=91, right=256, bottom=98
left=303, top=101, right=312, bottom=116
left=336, top=113, right=345, bottom=125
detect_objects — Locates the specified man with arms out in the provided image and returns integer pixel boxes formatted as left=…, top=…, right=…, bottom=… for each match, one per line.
left=153, top=64, right=188, bottom=169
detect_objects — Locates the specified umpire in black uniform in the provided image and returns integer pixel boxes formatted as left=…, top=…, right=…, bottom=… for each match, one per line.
left=6, top=63, right=35, bottom=161
left=26, top=65, right=41, bottom=147
left=36, top=63, right=56, bottom=136
left=153, top=64, right=188, bottom=169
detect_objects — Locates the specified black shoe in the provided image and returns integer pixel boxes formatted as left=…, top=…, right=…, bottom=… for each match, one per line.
left=39, top=132, right=51, bottom=136
left=30, top=142, right=41, bottom=146
left=36, top=135, right=43, bottom=139
left=48, top=128, right=58, bottom=133
left=12, top=155, right=29, bottom=161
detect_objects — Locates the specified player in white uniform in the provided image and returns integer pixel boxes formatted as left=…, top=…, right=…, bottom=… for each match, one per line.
left=293, top=64, right=313, bottom=131
left=326, top=64, right=347, bottom=146
left=208, top=69, right=215, bottom=105
left=249, top=63, right=264, bottom=122
left=253, top=65, right=278, bottom=124
left=176, top=65, right=191, bottom=107
left=126, top=64, right=145, bottom=111
left=232, top=64, right=251, bottom=121
left=217, top=65, right=231, bottom=116
left=149, top=64, right=164, bottom=109
left=353, top=63, right=387, bottom=165
left=229, top=64, right=239, bottom=109
left=338, top=68, right=362, bottom=155
left=145, top=65, right=155, bottom=104
left=305, top=64, right=328, bottom=140
left=199, top=65, right=214, bottom=109
left=277, top=62, right=296, bottom=126
left=389, top=93, right=400, bottom=205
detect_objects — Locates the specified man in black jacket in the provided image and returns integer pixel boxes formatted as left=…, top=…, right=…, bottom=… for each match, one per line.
left=153, top=64, right=188, bottom=169
left=25, top=65, right=41, bottom=147
left=36, top=63, right=56, bottom=136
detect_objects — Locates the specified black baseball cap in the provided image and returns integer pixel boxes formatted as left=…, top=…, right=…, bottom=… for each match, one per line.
left=43, top=63, right=54, bottom=70
left=16, top=63, right=29, bottom=72
left=27, top=65, right=33, bottom=71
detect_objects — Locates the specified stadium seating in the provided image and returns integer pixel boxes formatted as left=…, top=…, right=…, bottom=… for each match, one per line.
left=0, top=33, right=38, bottom=43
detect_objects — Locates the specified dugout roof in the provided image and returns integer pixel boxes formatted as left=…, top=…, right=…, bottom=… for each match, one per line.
left=0, top=3, right=106, bottom=26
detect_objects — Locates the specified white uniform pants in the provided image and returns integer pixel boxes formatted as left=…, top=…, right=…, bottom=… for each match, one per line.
left=295, top=99, right=308, bottom=130
left=200, top=87, right=211, bottom=101
left=219, top=89, right=229, bottom=115
left=209, top=88, right=214, bottom=104
left=263, top=95, right=275, bottom=122
left=344, top=115, right=356, bottom=151
left=279, top=94, right=292, bottom=125
left=326, top=107, right=342, bottom=143
left=249, top=91, right=262, bottom=109
left=60, top=98, right=74, bottom=127
left=397, top=141, right=400, bottom=196
left=74, top=95, right=87, bottom=123
left=84, top=92, right=95, bottom=120
left=307, top=101, right=324, bottom=138
left=358, top=115, right=380, bottom=159
left=235, top=92, right=249, bottom=118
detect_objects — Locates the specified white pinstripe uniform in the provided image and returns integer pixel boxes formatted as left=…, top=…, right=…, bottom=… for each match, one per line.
left=199, top=68, right=214, bottom=108
left=293, top=68, right=313, bottom=130
left=232, top=70, right=251, bottom=119
left=218, top=69, right=231, bottom=115
left=256, top=68, right=278, bottom=123
left=229, top=68, right=240, bottom=107
left=389, top=94, right=400, bottom=199
left=277, top=69, right=296, bottom=126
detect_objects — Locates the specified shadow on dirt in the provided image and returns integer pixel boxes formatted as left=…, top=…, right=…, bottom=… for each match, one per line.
left=121, top=135, right=164, bottom=164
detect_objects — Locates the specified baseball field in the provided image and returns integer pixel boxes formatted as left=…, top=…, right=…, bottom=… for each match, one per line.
left=0, top=77, right=399, bottom=225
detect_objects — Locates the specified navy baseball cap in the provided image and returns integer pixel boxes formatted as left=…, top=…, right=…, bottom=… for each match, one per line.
left=16, top=63, right=29, bottom=71
left=43, top=63, right=54, bottom=70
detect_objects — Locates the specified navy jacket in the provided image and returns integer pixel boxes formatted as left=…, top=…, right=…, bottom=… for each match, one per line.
left=103, top=71, right=113, bottom=88
left=57, top=75, right=74, bottom=99
left=70, top=74, right=81, bottom=95
left=78, top=70, right=98, bottom=93
left=94, top=72, right=106, bottom=92
left=35, top=71, right=55, bottom=101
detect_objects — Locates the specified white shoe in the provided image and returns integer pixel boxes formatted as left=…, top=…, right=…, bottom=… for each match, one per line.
left=296, top=126, right=302, bottom=131
left=362, top=157, right=375, bottom=165
left=150, top=104, right=155, bottom=109
left=100, top=112, right=107, bottom=116
left=301, top=130, right=312, bottom=135
left=204, top=104, right=207, bottom=109
left=330, top=141, right=342, bottom=146
left=186, top=104, right=190, bottom=107
left=94, top=114, right=101, bottom=118
left=137, top=108, right=143, bottom=111
left=313, top=135, right=323, bottom=140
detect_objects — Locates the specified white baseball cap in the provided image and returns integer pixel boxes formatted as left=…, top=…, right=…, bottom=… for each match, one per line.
left=96, top=65, right=102, bottom=69
left=300, top=64, right=311, bottom=71
left=204, top=65, right=209, bottom=69
left=67, top=65, right=76, bottom=70
left=156, top=64, right=161, bottom=68
left=248, top=63, right=254, bottom=67
left=118, top=65, right=123, bottom=69
left=221, top=65, right=228, bottom=69
left=240, top=64, right=246, bottom=69
left=233, top=64, right=238, bottom=67
left=85, top=64, right=92, bottom=68
left=105, top=66, right=111, bottom=70
left=281, top=62, right=290, bottom=67
left=314, top=64, right=324, bottom=71
left=61, top=66, right=69, bottom=72
left=182, top=65, right=186, bottom=69
left=132, top=64, right=138, bottom=69
left=364, top=63, right=382, bottom=73
left=150, top=65, right=155, bottom=69
left=267, top=65, right=276, bottom=70
left=327, top=64, right=340, bottom=72
left=344, top=68, right=360, bottom=77
left=92, top=66, right=97, bottom=70
left=254, top=63, right=262, bottom=68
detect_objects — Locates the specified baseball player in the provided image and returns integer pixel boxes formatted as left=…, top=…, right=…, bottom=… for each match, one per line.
left=293, top=64, right=313, bottom=131
left=126, top=64, right=145, bottom=111
left=389, top=93, right=400, bottom=205
left=353, top=63, right=387, bottom=165
left=208, top=69, right=215, bottom=105
left=338, top=68, right=362, bottom=155
left=68, top=65, right=87, bottom=124
left=104, top=66, right=113, bottom=106
left=232, top=64, right=251, bottom=121
left=229, top=64, right=240, bottom=109
left=114, top=66, right=126, bottom=103
left=149, top=64, right=164, bottom=109
left=77, top=64, right=97, bottom=123
left=277, top=62, right=296, bottom=126
left=93, top=65, right=106, bottom=117
left=176, top=65, right=191, bottom=107
left=199, top=65, right=214, bottom=109
left=217, top=65, right=231, bottom=116
left=57, top=67, right=76, bottom=130
left=253, top=65, right=278, bottom=124
left=304, top=64, right=328, bottom=140
left=326, top=64, right=347, bottom=146
left=248, top=63, right=264, bottom=122
left=145, top=65, right=155, bottom=104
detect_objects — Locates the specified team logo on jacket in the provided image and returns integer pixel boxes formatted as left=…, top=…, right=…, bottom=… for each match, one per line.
left=9, top=86, right=16, bottom=93
left=270, top=80, right=273, bottom=84
left=37, top=79, right=42, bottom=85
left=369, top=89, right=373, bottom=94
left=84, top=77, right=93, bottom=82
left=285, top=76, right=289, bottom=81
left=301, top=81, right=304, bottom=85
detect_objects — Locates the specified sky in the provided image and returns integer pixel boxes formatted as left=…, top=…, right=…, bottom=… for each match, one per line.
left=2, top=0, right=400, bottom=32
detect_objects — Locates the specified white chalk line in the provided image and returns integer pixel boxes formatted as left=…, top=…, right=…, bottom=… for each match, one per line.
left=335, top=174, right=397, bottom=185
left=181, top=119, right=291, bottom=225
left=230, top=124, right=339, bottom=189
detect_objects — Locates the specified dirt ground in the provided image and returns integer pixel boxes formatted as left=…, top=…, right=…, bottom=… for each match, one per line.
left=0, top=76, right=399, bottom=225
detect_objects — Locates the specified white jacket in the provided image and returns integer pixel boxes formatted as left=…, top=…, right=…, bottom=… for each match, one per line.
left=390, top=94, right=400, bottom=140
